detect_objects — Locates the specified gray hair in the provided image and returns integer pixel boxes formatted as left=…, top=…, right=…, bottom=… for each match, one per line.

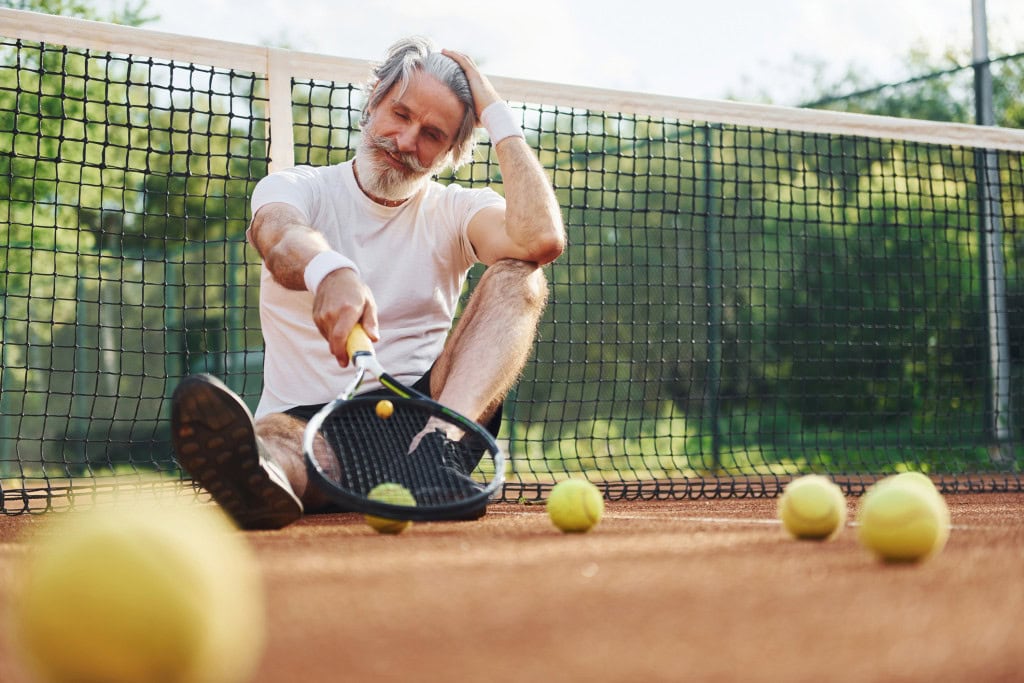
left=361, top=37, right=478, bottom=169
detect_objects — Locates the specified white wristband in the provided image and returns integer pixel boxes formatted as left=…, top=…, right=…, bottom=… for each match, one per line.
left=303, top=250, right=358, bottom=294
left=480, top=101, right=525, bottom=145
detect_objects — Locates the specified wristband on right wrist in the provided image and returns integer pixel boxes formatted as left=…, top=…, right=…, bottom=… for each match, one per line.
left=303, top=250, right=359, bottom=295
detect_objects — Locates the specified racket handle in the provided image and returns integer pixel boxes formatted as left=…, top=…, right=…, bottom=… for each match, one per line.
left=346, top=323, right=375, bottom=358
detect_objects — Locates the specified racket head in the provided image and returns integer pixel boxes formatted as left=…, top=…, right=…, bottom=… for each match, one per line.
left=303, top=394, right=504, bottom=521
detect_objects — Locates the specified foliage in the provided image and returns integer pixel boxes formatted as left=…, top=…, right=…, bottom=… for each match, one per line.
left=0, top=0, right=156, bottom=25
left=501, top=55, right=1024, bottom=474
left=0, top=20, right=267, bottom=474
left=2, top=18, right=1023, bottom=481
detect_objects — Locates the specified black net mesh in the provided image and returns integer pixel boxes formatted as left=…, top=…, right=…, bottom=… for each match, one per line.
left=1, top=26, right=1022, bottom=513
left=1, top=38, right=268, bottom=511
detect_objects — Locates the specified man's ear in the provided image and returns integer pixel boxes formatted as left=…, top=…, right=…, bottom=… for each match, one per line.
left=363, top=81, right=385, bottom=120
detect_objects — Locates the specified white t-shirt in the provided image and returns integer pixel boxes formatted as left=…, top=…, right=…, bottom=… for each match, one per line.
left=248, top=160, right=505, bottom=418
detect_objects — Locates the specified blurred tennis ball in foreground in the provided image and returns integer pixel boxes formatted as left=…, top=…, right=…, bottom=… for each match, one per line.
left=890, top=470, right=940, bottom=496
left=856, top=474, right=950, bottom=563
left=777, top=474, right=847, bottom=540
left=375, top=399, right=394, bottom=419
left=547, top=478, right=604, bottom=533
left=365, top=482, right=416, bottom=534
left=11, top=497, right=265, bottom=683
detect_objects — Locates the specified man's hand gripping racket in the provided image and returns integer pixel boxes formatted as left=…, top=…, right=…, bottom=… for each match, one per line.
left=303, top=324, right=505, bottom=521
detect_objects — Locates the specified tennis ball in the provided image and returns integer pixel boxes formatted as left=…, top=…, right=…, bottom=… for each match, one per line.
left=11, top=498, right=264, bottom=683
left=375, top=399, right=394, bottom=419
left=547, top=479, right=604, bottom=533
left=891, top=471, right=939, bottom=495
left=856, top=479, right=950, bottom=563
left=865, top=473, right=950, bottom=528
left=365, top=482, right=416, bottom=534
left=777, top=474, right=847, bottom=540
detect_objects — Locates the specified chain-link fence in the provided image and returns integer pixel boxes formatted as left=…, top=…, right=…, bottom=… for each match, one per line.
left=804, top=52, right=1024, bottom=129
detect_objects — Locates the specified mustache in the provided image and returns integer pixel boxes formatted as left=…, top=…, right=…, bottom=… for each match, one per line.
left=366, top=134, right=428, bottom=173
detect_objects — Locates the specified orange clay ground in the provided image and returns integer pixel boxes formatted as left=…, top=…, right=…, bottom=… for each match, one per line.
left=1, top=493, right=1022, bottom=683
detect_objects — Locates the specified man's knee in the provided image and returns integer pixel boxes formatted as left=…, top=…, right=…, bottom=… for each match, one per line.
left=479, top=258, right=548, bottom=312
left=254, top=411, right=304, bottom=443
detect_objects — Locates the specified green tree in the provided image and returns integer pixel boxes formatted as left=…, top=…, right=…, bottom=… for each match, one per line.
left=0, top=0, right=156, bottom=25
left=0, top=3, right=273, bottom=474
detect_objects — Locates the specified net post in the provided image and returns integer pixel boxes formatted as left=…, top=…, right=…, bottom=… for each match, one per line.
left=702, top=123, right=723, bottom=470
left=971, top=0, right=992, bottom=123
left=266, top=48, right=296, bottom=173
left=973, top=0, right=1014, bottom=465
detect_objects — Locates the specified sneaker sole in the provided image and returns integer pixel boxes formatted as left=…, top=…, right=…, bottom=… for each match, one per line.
left=172, top=374, right=303, bottom=530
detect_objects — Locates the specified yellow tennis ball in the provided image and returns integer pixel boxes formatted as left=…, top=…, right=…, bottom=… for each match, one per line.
left=856, top=480, right=950, bottom=562
left=890, top=471, right=942, bottom=498
left=547, top=479, right=604, bottom=533
left=777, top=474, right=847, bottom=540
left=375, top=399, right=394, bottom=419
left=866, top=473, right=950, bottom=527
left=365, top=482, right=416, bottom=534
left=11, top=498, right=264, bottom=683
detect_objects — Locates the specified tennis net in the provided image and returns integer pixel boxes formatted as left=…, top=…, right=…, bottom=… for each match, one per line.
left=2, top=9, right=1023, bottom=512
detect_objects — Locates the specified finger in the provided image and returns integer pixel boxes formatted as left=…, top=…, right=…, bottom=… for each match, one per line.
left=328, top=306, right=367, bottom=367
left=442, top=49, right=479, bottom=75
left=360, top=291, right=380, bottom=341
left=330, top=334, right=350, bottom=368
left=331, top=317, right=357, bottom=367
left=441, top=48, right=467, bottom=64
left=312, top=298, right=350, bottom=367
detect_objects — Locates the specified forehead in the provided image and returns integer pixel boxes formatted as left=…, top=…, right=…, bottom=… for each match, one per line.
left=385, top=69, right=465, bottom=136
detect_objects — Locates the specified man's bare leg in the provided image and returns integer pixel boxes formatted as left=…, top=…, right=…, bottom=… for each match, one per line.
left=173, top=259, right=548, bottom=527
left=254, top=413, right=341, bottom=512
left=257, top=259, right=549, bottom=505
left=430, top=258, right=549, bottom=423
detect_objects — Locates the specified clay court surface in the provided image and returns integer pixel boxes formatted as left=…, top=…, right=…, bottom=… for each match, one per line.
left=1, top=493, right=1022, bottom=682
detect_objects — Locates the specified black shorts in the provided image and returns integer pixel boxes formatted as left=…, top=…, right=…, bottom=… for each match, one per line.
left=284, top=367, right=504, bottom=448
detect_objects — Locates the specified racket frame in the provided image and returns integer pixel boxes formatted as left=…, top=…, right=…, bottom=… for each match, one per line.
left=302, top=334, right=506, bottom=521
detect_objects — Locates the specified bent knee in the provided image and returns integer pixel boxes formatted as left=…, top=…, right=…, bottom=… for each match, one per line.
left=254, top=411, right=306, bottom=443
left=481, top=259, right=549, bottom=309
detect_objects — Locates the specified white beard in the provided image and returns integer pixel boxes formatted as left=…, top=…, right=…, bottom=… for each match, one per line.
left=355, top=133, right=450, bottom=202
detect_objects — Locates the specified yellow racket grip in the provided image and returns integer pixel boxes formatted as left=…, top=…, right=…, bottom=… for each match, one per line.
left=346, top=323, right=375, bottom=358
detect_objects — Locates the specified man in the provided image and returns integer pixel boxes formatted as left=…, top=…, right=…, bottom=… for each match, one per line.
left=171, top=37, right=565, bottom=529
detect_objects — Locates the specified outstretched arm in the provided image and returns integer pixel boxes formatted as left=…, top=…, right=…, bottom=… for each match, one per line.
left=248, top=202, right=379, bottom=366
left=442, top=49, right=566, bottom=267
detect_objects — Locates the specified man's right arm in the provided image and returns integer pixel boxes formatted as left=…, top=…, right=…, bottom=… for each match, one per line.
left=248, top=202, right=379, bottom=366
left=248, top=202, right=331, bottom=289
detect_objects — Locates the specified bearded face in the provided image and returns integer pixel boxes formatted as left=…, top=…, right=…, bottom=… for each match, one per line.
left=355, top=130, right=450, bottom=202
left=354, top=70, right=463, bottom=204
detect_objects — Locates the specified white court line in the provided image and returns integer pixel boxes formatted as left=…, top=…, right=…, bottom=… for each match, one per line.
left=614, top=514, right=782, bottom=526
left=595, top=512, right=972, bottom=531
left=491, top=508, right=976, bottom=530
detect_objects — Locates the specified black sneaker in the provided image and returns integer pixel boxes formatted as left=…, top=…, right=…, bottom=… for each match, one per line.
left=171, top=374, right=303, bottom=530
left=396, top=430, right=487, bottom=520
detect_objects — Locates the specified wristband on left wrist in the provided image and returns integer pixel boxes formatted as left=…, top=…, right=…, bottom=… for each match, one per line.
left=480, top=101, right=525, bottom=145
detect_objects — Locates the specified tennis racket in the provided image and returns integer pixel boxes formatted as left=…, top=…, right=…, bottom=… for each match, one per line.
left=303, top=324, right=505, bottom=521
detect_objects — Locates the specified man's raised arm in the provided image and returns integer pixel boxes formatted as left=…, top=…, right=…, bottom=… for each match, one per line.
left=443, top=50, right=566, bottom=267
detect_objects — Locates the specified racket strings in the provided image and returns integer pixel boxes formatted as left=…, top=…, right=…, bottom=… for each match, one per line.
left=316, top=400, right=485, bottom=506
